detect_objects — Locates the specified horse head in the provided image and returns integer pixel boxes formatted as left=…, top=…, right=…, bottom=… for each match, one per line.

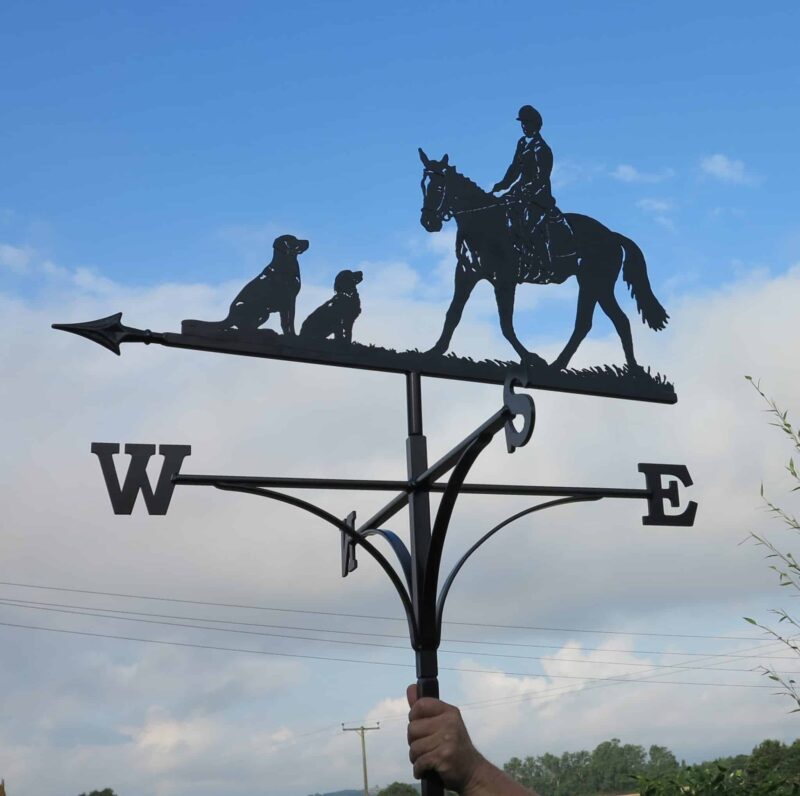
left=419, top=148, right=451, bottom=232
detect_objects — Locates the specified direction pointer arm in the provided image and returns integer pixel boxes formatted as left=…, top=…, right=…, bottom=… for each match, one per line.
left=52, top=313, right=163, bottom=355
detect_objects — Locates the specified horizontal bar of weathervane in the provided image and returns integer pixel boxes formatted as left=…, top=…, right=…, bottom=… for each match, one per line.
left=173, top=473, right=649, bottom=500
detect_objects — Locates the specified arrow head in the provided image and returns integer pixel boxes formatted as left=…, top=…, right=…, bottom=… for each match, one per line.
left=52, top=312, right=158, bottom=354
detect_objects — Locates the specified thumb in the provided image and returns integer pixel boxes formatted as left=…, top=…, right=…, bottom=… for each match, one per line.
left=406, top=683, right=418, bottom=709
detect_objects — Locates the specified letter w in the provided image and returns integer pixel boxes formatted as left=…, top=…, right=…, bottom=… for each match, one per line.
left=91, top=443, right=192, bottom=515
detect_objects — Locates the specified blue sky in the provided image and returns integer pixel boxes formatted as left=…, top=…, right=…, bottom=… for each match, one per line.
left=2, top=3, right=800, bottom=795
left=2, top=0, right=798, bottom=296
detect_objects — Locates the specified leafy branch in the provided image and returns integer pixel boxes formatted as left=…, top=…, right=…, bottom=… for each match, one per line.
left=745, top=377, right=800, bottom=710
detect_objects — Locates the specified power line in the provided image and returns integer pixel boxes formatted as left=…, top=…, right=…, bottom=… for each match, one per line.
left=0, top=600, right=787, bottom=674
left=345, top=640, right=792, bottom=742
left=324, top=636, right=794, bottom=740
left=0, top=608, right=777, bottom=748
left=452, top=637, right=793, bottom=714
left=0, top=595, right=779, bottom=659
left=444, top=619, right=760, bottom=641
left=370, top=637, right=792, bottom=727
left=311, top=635, right=797, bottom=746
left=0, top=580, right=405, bottom=619
left=0, top=619, right=778, bottom=688
left=0, top=580, right=762, bottom=641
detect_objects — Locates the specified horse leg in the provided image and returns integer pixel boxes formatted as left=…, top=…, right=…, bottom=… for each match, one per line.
left=552, top=285, right=597, bottom=370
left=429, top=268, right=480, bottom=355
left=494, top=281, right=536, bottom=362
left=597, top=288, right=638, bottom=368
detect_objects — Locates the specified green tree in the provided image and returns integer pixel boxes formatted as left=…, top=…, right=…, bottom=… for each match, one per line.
left=744, top=378, right=800, bottom=706
left=505, top=738, right=653, bottom=794
left=376, top=783, right=418, bottom=796
left=646, top=744, right=680, bottom=779
left=505, top=752, right=539, bottom=791
left=590, top=737, right=646, bottom=792
left=637, top=763, right=748, bottom=795
left=637, top=754, right=800, bottom=796
left=78, top=791, right=118, bottom=796
left=505, top=734, right=800, bottom=795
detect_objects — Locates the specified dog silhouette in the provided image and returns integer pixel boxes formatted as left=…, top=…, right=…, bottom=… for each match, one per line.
left=182, top=234, right=308, bottom=335
left=300, top=269, right=363, bottom=343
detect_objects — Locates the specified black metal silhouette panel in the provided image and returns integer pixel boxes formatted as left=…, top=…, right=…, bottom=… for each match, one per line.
left=52, top=107, right=696, bottom=796
left=182, top=235, right=307, bottom=336
left=53, top=106, right=676, bottom=404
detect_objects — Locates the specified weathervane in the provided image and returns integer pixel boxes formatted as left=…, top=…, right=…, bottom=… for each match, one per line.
left=54, top=105, right=696, bottom=796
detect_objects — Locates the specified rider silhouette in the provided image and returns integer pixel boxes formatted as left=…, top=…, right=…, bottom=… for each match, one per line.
left=491, top=105, right=578, bottom=283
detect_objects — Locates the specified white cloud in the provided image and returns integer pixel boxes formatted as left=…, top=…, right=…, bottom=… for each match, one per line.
left=551, top=160, right=606, bottom=190
left=700, top=154, right=758, bottom=186
left=0, top=242, right=34, bottom=272
left=1, top=247, right=800, bottom=794
left=449, top=637, right=796, bottom=770
left=636, top=198, right=672, bottom=214
left=709, top=206, right=746, bottom=220
left=611, top=164, right=675, bottom=184
left=636, top=198, right=675, bottom=231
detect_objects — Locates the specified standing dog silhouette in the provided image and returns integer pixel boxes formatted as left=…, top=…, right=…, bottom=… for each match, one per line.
left=182, top=234, right=309, bottom=335
left=300, top=269, right=363, bottom=342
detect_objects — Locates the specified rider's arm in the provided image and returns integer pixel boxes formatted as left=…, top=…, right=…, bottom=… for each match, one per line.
left=533, top=137, right=553, bottom=184
left=406, top=685, right=540, bottom=796
left=492, top=137, right=525, bottom=193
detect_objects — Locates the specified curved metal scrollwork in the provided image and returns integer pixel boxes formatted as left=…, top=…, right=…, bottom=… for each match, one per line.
left=215, top=482, right=418, bottom=640
left=421, top=431, right=496, bottom=630
left=360, top=527, right=413, bottom=588
left=435, top=495, right=600, bottom=637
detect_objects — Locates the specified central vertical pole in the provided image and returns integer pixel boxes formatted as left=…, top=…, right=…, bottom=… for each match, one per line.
left=405, top=371, right=443, bottom=796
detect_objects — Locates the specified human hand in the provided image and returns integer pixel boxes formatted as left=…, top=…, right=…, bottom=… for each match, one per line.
left=406, top=683, right=486, bottom=792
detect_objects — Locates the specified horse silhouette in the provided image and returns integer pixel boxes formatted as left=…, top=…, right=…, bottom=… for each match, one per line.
left=418, top=149, right=668, bottom=370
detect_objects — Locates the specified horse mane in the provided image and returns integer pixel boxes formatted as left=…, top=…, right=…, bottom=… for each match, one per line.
left=445, top=166, right=492, bottom=204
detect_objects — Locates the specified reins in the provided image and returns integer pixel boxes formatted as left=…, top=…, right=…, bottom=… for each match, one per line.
left=421, top=168, right=523, bottom=220
left=449, top=196, right=524, bottom=217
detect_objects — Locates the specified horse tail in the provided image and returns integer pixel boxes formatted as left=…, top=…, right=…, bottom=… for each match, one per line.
left=617, top=234, right=669, bottom=331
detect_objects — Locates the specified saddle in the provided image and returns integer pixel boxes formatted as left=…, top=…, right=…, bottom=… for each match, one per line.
left=505, top=202, right=578, bottom=285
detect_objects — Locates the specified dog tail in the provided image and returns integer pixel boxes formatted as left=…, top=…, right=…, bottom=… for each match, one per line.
left=181, top=318, right=230, bottom=335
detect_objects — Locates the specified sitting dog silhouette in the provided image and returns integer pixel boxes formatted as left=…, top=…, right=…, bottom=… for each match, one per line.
left=182, top=234, right=308, bottom=335
left=300, top=269, right=363, bottom=343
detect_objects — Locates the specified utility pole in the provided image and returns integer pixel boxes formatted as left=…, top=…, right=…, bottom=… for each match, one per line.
left=342, top=723, right=380, bottom=796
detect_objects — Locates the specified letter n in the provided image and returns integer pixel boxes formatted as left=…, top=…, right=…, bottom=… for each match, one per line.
left=91, top=443, right=192, bottom=515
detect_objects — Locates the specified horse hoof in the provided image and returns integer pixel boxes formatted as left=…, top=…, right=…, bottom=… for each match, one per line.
left=627, top=362, right=646, bottom=377
left=426, top=344, right=448, bottom=357
left=521, top=352, right=549, bottom=371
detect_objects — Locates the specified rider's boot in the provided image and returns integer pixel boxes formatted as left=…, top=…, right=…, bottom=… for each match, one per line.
left=545, top=218, right=579, bottom=284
